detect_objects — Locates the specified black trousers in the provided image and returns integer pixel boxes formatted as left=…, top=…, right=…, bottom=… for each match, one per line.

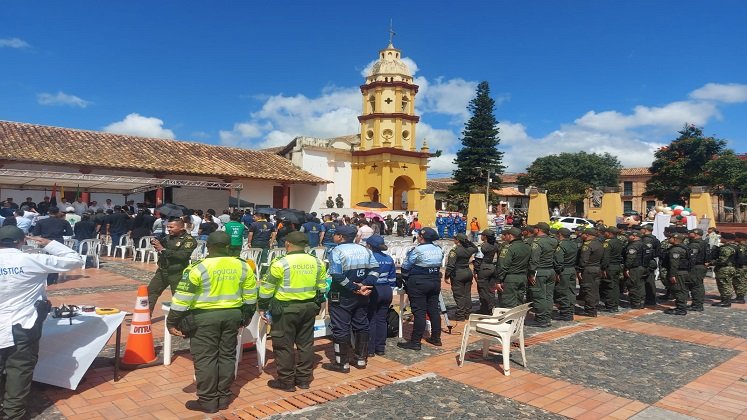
left=476, top=266, right=496, bottom=315
left=367, top=285, right=393, bottom=354
left=0, top=315, right=44, bottom=420
left=329, top=293, right=369, bottom=341
left=450, top=268, right=473, bottom=320
left=407, top=276, right=441, bottom=342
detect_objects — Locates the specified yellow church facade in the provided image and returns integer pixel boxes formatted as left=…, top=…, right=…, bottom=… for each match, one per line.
left=350, top=42, right=431, bottom=214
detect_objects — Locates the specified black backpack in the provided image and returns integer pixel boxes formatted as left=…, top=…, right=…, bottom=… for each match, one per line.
left=386, top=306, right=399, bottom=338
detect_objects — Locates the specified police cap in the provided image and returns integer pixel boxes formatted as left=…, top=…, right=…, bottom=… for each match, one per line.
left=583, top=228, right=598, bottom=236
left=365, top=234, right=387, bottom=251
left=454, top=233, right=468, bottom=242
left=420, top=227, right=440, bottom=242
left=535, top=222, right=550, bottom=233
left=671, top=233, right=685, bottom=241
left=206, top=231, right=231, bottom=246
left=480, top=229, right=495, bottom=238
left=285, top=231, right=309, bottom=246
left=606, top=226, right=619, bottom=234
left=335, top=225, right=357, bottom=240
left=558, top=228, right=571, bottom=237
left=503, top=227, right=522, bottom=237
left=640, top=224, right=653, bottom=232
left=0, top=226, right=25, bottom=245
left=690, top=228, right=704, bottom=236
left=628, top=231, right=643, bottom=238
left=523, top=225, right=535, bottom=232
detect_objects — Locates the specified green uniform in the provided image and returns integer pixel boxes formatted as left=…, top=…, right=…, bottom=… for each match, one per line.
left=734, top=241, right=747, bottom=300
left=624, top=240, right=646, bottom=308
left=641, top=234, right=660, bottom=305
left=167, top=256, right=257, bottom=411
left=224, top=221, right=246, bottom=256
left=686, top=238, right=707, bottom=309
left=601, top=236, right=624, bottom=310
left=658, top=239, right=672, bottom=295
left=445, top=242, right=477, bottom=320
left=714, top=244, right=738, bottom=303
left=498, top=238, right=530, bottom=308
left=554, top=239, right=578, bottom=319
left=577, top=238, right=604, bottom=315
left=528, top=235, right=558, bottom=323
left=474, top=241, right=500, bottom=315
left=663, top=244, right=690, bottom=312
left=259, top=251, right=328, bottom=387
left=147, top=232, right=197, bottom=313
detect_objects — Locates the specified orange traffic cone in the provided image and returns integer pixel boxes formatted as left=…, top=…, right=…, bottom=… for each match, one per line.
left=121, top=285, right=159, bottom=369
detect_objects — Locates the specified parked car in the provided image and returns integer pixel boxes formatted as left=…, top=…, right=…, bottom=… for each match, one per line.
left=556, top=217, right=596, bottom=230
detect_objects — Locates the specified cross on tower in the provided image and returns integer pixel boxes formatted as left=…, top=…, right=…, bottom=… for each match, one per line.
left=384, top=97, right=393, bottom=104
left=389, top=19, right=396, bottom=44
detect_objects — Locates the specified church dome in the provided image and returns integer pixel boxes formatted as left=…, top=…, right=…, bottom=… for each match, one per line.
left=368, top=43, right=412, bottom=78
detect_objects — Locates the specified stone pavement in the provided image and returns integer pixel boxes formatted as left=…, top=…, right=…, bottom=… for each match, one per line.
left=29, top=256, right=747, bottom=419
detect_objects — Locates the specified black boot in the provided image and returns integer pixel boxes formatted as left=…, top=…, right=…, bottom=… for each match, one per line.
left=734, top=295, right=746, bottom=304
left=353, top=332, right=369, bottom=369
left=711, top=300, right=732, bottom=307
left=322, top=337, right=351, bottom=373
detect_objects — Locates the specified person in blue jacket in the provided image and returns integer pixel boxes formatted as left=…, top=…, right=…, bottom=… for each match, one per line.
left=398, top=228, right=445, bottom=350
left=364, top=235, right=396, bottom=356
left=436, top=215, right=446, bottom=239
left=445, top=215, right=455, bottom=239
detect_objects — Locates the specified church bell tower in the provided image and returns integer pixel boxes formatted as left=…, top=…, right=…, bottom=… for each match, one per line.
left=351, top=39, right=430, bottom=211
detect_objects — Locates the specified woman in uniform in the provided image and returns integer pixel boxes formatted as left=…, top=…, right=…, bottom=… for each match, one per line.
left=444, top=233, right=477, bottom=321
left=474, top=229, right=499, bottom=315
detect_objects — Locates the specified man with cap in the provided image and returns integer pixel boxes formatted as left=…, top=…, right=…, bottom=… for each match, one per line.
left=247, top=210, right=276, bottom=270
left=497, top=227, right=531, bottom=308
left=398, top=227, right=444, bottom=350
left=600, top=227, right=625, bottom=312
left=31, top=206, right=73, bottom=285
left=553, top=228, right=578, bottom=320
left=576, top=228, right=604, bottom=317
left=168, top=231, right=257, bottom=413
left=258, top=231, right=328, bottom=392
left=686, top=229, right=708, bottom=311
left=712, top=233, right=739, bottom=307
left=734, top=232, right=747, bottom=304
left=661, top=233, right=691, bottom=315
left=639, top=225, right=661, bottom=306
left=0, top=226, right=83, bottom=419
left=146, top=219, right=197, bottom=314
left=323, top=225, right=377, bottom=371
left=623, top=231, right=647, bottom=308
left=526, top=222, right=558, bottom=327
left=444, top=233, right=477, bottom=321
left=474, top=229, right=500, bottom=315
left=364, top=235, right=396, bottom=356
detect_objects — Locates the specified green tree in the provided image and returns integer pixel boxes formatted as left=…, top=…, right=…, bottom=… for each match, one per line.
left=449, top=81, right=505, bottom=202
left=704, top=150, right=747, bottom=222
left=645, top=124, right=727, bottom=205
left=518, top=152, right=622, bottom=213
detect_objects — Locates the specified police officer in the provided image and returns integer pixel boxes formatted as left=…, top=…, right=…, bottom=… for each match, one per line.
left=712, top=232, right=738, bottom=307
left=258, top=231, right=328, bottom=392
left=0, top=226, right=83, bottom=419
left=734, top=232, right=747, bottom=304
left=526, top=222, right=558, bottom=327
left=576, top=228, right=604, bottom=317
left=300, top=214, right=323, bottom=248
left=474, top=229, right=499, bottom=315
left=639, top=225, right=661, bottom=306
left=399, top=228, right=444, bottom=350
left=553, top=228, right=577, bottom=321
left=624, top=231, right=647, bottom=309
left=323, top=225, right=377, bottom=372
left=600, top=227, right=625, bottom=312
left=686, top=229, right=708, bottom=311
left=662, top=234, right=690, bottom=315
left=444, top=233, right=477, bottom=321
left=364, top=235, right=396, bottom=357
left=167, top=231, right=256, bottom=413
left=147, top=219, right=197, bottom=314
left=497, top=227, right=531, bottom=308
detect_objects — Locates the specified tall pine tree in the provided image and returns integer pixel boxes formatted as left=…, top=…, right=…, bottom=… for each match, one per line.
left=449, top=81, right=505, bottom=202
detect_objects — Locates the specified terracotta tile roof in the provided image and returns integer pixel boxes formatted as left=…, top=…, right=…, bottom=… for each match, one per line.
left=0, top=121, right=329, bottom=184
left=493, top=187, right=527, bottom=197
left=259, top=146, right=284, bottom=154
left=426, top=179, right=455, bottom=192
left=620, top=167, right=651, bottom=176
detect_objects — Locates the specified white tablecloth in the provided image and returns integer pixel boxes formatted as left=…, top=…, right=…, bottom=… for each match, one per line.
left=34, top=311, right=126, bottom=390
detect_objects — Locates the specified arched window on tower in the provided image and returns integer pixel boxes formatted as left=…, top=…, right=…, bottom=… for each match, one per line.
left=369, top=95, right=376, bottom=113
left=401, top=96, right=409, bottom=113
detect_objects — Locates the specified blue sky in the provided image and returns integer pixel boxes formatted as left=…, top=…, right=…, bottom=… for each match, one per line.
left=2, top=1, right=746, bottom=176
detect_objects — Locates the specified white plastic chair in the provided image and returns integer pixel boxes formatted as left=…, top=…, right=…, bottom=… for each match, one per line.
left=63, top=237, right=76, bottom=249
left=77, top=239, right=101, bottom=270
left=99, top=234, right=114, bottom=256
left=134, top=236, right=155, bottom=262
left=113, top=236, right=135, bottom=259
left=308, top=246, right=326, bottom=261
left=457, top=303, right=531, bottom=376
left=240, top=247, right=263, bottom=263
left=260, top=247, right=287, bottom=272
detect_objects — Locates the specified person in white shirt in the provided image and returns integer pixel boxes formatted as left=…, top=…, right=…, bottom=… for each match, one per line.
left=103, top=199, right=115, bottom=211
left=14, top=210, right=32, bottom=234
left=88, top=200, right=100, bottom=212
left=0, top=226, right=84, bottom=419
left=355, top=220, right=374, bottom=243
left=64, top=207, right=81, bottom=229
left=72, top=199, right=88, bottom=216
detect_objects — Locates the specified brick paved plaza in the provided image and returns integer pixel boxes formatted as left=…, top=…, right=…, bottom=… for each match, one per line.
left=31, top=256, right=747, bottom=420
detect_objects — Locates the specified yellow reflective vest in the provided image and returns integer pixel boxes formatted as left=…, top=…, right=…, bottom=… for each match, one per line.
left=171, top=256, right=257, bottom=311
left=259, top=251, right=328, bottom=302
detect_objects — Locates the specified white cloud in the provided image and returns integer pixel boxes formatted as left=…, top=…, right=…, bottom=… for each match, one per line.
left=360, top=55, right=419, bottom=78
left=37, top=91, right=91, bottom=108
left=690, top=82, right=747, bottom=103
left=103, top=113, right=175, bottom=139
left=427, top=153, right=457, bottom=177
left=574, top=101, right=718, bottom=132
left=416, top=77, right=478, bottom=121
left=0, top=37, right=30, bottom=48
